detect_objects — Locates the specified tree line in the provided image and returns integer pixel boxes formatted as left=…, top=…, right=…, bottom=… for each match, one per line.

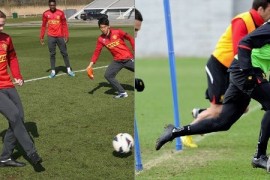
left=0, top=0, right=94, bottom=6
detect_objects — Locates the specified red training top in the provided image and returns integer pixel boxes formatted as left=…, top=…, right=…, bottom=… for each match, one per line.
left=40, top=9, right=69, bottom=39
left=231, top=9, right=264, bottom=55
left=0, top=33, right=22, bottom=89
left=91, top=28, right=134, bottom=64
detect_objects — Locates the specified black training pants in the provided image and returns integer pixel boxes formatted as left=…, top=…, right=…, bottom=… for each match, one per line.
left=0, top=88, right=36, bottom=160
left=104, top=59, right=134, bottom=93
left=185, top=70, right=270, bottom=155
left=48, top=36, right=71, bottom=70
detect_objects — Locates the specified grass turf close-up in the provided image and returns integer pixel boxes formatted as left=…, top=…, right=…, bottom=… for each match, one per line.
left=135, top=57, right=270, bottom=180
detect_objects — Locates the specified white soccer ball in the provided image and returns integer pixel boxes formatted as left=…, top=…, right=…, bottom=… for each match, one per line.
left=112, top=133, right=134, bottom=153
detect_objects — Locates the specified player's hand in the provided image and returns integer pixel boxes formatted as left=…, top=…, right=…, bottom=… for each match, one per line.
left=86, top=62, right=94, bottom=70
left=14, top=78, right=24, bottom=86
left=135, top=78, right=145, bottom=92
left=65, top=37, right=69, bottom=43
left=86, top=65, right=91, bottom=70
left=40, top=39, right=45, bottom=45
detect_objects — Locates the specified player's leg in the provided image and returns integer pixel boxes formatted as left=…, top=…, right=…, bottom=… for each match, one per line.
left=250, top=81, right=270, bottom=170
left=183, top=56, right=228, bottom=147
left=156, top=83, right=250, bottom=150
left=0, top=88, right=24, bottom=161
left=48, top=36, right=57, bottom=78
left=192, top=104, right=222, bottom=124
left=123, top=59, right=134, bottom=72
left=104, top=61, right=127, bottom=98
left=191, top=108, right=206, bottom=119
left=0, top=89, right=42, bottom=166
left=195, top=56, right=228, bottom=122
left=56, top=37, right=75, bottom=77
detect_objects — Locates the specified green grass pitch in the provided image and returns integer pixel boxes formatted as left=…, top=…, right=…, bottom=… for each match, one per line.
left=0, top=22, right=134, bottom=179
left=135, top=57, right=270, bottom=179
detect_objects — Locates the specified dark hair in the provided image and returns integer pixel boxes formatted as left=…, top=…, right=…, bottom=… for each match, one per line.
left=49, top=0, right=56, bottom=4
left=98, top=17, right=109, bottom=26
left=135, top=9, right=143, bottom=21
left=0, top=11, right=6, bottom=18
left=252, top=0, right=270, bottom=10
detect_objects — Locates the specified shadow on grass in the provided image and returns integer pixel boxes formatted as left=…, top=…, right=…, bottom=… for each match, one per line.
left=46, top=66, right=69, bottom=74
left=112, top=151, right=133, bottom=158
left=88, top=82, right=134, bottom=95
left=0, top=121, right=45, bottom=172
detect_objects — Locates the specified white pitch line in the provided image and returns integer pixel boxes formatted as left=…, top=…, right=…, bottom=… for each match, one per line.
left=24, top=65, right=108, bottom=83
left=138, top=103, right=262, bottom=173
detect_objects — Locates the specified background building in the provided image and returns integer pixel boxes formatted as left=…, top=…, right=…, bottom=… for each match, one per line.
left=136, top=0, right=253, bottom=58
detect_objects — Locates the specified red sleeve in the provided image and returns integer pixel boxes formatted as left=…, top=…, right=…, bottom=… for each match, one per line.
left=40, top=13, right=48, bottom=39
left=61, top=12, right=69, bottom=38
left=119, top=29, right=134, bottom=51
left=7, top=37, right=23, bottom=80
left=91, top=38, right=104, bottom=64
left=231, top=18, right=248, bottom=55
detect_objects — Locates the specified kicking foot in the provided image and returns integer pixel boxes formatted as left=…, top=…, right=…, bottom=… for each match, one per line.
left=155, top=124, right=175, bottom=150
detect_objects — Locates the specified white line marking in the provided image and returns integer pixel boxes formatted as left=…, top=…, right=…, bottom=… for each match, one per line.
left=24, top=65, right=108, bottom=83
left=138, top=103, right=262, bottom=173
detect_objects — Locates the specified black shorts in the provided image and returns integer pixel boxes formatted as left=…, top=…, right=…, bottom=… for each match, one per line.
left=224, top=69, right=270, bottom=110
left=205, top=55, right=229, bottom=104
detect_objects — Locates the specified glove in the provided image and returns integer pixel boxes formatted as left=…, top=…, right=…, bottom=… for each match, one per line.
left=87, top=67, right=94, bottom=80
left=135, top=78, right=145, bottom=92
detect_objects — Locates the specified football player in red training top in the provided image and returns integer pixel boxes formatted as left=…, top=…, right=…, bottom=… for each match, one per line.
left=0, top=11, right=43, bottom=167
left=87, top=17, right=134, bottom=98
left=40, top=0, right=75, bottom=78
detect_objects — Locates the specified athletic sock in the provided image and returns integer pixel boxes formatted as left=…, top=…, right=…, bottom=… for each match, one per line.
left=51, top=70, right=55, bottom=74
left=199, top=108, right=206, bottom=114
left=255, top=110, right=270, bottom=158
left=172, top=125, right=191, bottom=137
left=67, top=67, right=71, bottom=73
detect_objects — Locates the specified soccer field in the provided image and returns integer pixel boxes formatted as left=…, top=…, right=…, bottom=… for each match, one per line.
left=135, top=58, right=270, bottom=179
left=0, top=24, right=134, bottom=179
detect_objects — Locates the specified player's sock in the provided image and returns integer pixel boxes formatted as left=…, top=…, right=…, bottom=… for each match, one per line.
left=172, top=125, right=191, bottom=137
left=51, top=70, right=55, bottom=74
left=67, top=67, right=71, bottom=73
left=254, top=111, right=270, bottom=158
left=199, top=108, right=206, bottom=113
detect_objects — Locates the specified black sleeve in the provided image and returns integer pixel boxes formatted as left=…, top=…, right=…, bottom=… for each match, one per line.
left=238, top=22, right=270, bottom=70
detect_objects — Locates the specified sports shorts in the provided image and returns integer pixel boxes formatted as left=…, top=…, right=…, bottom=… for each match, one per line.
left=205, top=55, right=229, bottom=104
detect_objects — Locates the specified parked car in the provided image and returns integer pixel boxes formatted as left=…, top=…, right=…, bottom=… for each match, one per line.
left=80, top=12, right=108, bottom=21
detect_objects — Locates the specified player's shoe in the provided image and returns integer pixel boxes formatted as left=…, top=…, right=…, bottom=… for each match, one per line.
left=155, top=124, right=175, bottom=150
left=251, top=155, right=268, bottom=169
left=114, top=92, right=128, bottom=99
left=0, top=158, right=26, bottom=167
left=48, top=72, right=56, bottom=78
left=68, top=71, right=75, bottom=77
left=181, top=136, right=198, bottom=148
left=28, top=152, right=43, bottom=165
left=267, top=157, right=270, bottom=172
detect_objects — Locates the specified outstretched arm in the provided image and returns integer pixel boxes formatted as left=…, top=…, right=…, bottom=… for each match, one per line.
left=87, top=39, right=104, bottom=69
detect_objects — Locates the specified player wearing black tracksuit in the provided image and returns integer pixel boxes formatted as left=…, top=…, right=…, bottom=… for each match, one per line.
left=156, top=20, right=270, bottom=171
